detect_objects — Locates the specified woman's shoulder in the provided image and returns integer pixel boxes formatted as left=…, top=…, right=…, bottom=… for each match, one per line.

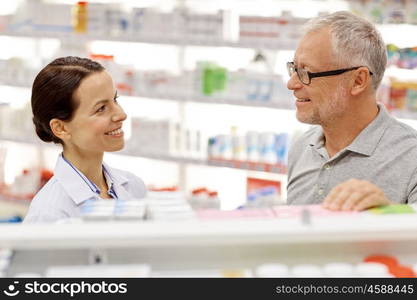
left=108, top=167, right=142, bottom=182
left=31, top=176, right=73, bottom=205
left=106, top=166, right=147, bottom=198
left=24, top=176, right=74, bottom=223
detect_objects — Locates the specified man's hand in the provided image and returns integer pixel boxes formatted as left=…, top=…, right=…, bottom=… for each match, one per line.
left=322, top=179, right=391, bottom=211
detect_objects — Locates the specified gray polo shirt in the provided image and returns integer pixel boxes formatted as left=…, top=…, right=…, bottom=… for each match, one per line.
left=287, top=104, right=417, bottom=205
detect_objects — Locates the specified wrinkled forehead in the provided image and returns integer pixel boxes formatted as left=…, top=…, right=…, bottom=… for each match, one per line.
left=294, top=27, right=337, bottom=69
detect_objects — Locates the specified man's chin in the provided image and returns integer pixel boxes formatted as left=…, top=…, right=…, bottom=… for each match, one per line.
left=296, top=112, right=319, bottom=125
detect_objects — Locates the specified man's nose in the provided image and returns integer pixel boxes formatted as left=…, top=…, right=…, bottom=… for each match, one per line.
left=287, top=73, right=303, bottom=90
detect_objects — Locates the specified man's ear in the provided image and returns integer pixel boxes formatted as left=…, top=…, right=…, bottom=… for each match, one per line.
left=351, top=67, right=371, bottom=96
left=49, top=118, right=71, bottom=142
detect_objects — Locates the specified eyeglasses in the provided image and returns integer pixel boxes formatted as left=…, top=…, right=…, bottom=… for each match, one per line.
left=287, top=62, right=373, bottom=85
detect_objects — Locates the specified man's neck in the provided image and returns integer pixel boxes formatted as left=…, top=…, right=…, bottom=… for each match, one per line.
left=322, top=102, right=379, bottom=158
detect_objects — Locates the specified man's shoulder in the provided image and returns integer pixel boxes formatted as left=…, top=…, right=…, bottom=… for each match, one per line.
left=386, top=118, right=417, bottom=143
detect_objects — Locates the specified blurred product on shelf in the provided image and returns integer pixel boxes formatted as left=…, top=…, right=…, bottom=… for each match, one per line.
left=0, top=58, right=37, bottom=87
left=2, top=1, right=306, bottom=47
left=1, top=168, right=53, bottom=200
left=387, top=44, right=417, bottom=69
left=148, top=186, right=178, bottom=192
left=188, top=187, right=220, bottom=210
left=239, top=11, right=305, bottom=48
left=81, top=199, right=146, bottom=222
left=81, top=186, right=205, bottom=222
left=145, top=190, right=195, bottom=221
left=370, top=43, right=417, bottom=117
left=244, top=51, right=274, bottom=102
left=8, top=1, right=73, bottom=33
left=349, top=0, right=414, bottom=24
left=207, top=129, right=289, bottom=174
left=125, top=117, right=206, bottom=160
left=194, top=60, right=292, bottom=106
left=72, top=1, right=88, bottom=33
left=362, top=253, right=417, bottom=278
left=9, top=169, right=39, bottom=197
left=0, top=100, right=36, bottom=142
left=379, top=78, right=417, bottom=115
left=197, top=62, right=227, bottom=96
left=256, top=254, right=416, bottom=278
left=245, top=177, right=283, bottom=208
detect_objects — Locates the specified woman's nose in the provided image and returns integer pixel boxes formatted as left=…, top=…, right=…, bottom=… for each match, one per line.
left=112, top=105, right=127, bottom=122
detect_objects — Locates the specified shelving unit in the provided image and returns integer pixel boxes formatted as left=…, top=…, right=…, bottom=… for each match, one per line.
left=1, top=0, right=417, bottom=208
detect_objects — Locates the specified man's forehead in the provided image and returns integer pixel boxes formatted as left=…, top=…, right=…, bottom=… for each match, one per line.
left=294, top=28, right=335, bottom=66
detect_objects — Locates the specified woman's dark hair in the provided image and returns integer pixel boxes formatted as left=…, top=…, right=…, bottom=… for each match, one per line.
left=31, top=56, right=105, bottom=144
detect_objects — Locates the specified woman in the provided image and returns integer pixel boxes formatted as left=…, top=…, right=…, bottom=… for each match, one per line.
left=24, top=56, right=146, bottom=223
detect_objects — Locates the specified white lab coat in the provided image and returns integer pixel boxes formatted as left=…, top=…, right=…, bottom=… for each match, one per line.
left=23, top=154, right=146, bottom=223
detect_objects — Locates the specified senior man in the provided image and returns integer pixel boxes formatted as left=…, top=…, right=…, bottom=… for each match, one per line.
left=286, top=11, right=417, bottom=211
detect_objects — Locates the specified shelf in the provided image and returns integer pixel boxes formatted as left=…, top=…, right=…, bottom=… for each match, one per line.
left=0, top=30, right=297, bottom=50
left=0, top=137, right=288, bottom=175
left=3, top=211, right=417, bottom=249
left=0, top=82, right=295, bottom=111
left=5, top=211, right=417, bottom=273
left=121, top=149, right=288, bottom=174
left=134, top=91, right=295, bottom=110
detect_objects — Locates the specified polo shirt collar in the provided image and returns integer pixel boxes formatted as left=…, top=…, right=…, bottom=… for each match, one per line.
left=346, top=104, right=391, bottom=156
left=308, top=104, right=391, bottom=156
left=308, top=126, right=325, bottom=150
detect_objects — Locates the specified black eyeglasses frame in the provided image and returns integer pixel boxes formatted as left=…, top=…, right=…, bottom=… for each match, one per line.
left=287, top=62, right=373, bottom=85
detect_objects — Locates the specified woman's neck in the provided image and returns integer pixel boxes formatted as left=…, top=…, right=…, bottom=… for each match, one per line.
left=62, top=149, right=106, bottom=191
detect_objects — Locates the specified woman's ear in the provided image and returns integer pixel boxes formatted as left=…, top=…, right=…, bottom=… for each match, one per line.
left=351, top=67, right=371, bottom=96
left=49, top=119, right=70, bottom=142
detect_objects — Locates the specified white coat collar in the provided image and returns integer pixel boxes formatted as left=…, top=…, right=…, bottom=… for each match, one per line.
left=54, top=154, right=130, bottom=205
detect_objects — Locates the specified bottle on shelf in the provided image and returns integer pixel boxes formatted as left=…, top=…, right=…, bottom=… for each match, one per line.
left=72, top=1, right=88, bottom=34
left=244, top=51, right=274, bottom=102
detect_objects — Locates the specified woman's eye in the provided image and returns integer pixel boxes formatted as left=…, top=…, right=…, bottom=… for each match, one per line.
left=114, top=96, right=119, bottom=104
left=96, top=105, right=106, bottom=113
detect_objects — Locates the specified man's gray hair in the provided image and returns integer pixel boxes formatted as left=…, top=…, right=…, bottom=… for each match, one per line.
left=303, top=11, right=387, bottom=90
